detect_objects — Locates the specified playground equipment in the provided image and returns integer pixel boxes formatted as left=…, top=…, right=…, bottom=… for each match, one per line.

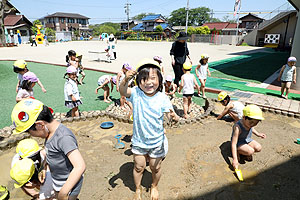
left=17, top=30, right=22, bottom=44
left=35, top=25, right=44, bottom=44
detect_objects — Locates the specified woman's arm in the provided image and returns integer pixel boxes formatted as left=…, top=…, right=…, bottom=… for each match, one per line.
left=58, top=149, right=86, bottom=200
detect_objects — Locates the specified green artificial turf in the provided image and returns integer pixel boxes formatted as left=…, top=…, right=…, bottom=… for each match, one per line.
left=210, top=52, right=290, bottom=83
left=0, top=61, right=120, bottom=129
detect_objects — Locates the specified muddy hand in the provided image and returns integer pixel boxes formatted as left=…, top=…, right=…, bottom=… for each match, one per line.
left=125, top=70, right=137, bottom=82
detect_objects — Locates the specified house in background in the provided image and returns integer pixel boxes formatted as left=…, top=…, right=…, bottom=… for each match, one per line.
left=239, top=13, right=264, bottom=33
left=120, top=20, right=141, bottom=31
left=3, top=1, right=32, bottom=44
left=40, top=12, right=91, bottom=37
left=201, top=22, right=239, bottom=35
left=131, top=14, right=174, bottom=37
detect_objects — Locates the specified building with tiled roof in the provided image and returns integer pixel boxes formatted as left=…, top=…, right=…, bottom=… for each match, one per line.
left=40, top=12, right=90, bottom=32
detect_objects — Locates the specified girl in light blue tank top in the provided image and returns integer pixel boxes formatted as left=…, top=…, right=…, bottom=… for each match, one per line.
left=278, top=57, right=297, bottom=99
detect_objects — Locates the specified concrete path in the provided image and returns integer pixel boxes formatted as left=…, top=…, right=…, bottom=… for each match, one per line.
left=0, top=40, right=266, bottom=76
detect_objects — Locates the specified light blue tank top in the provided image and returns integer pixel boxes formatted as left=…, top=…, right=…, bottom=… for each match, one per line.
left=231, top=120, right=253, bottom=146
left=281, top=64, right=294, bottom=82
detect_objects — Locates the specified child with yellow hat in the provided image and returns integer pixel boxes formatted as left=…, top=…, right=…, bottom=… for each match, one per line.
left=178, top=62, right=200, bottom=119
left=11, top=99, right=86, bottom=200
left=13, top=60, right=47, bottom=93
left=11, top=138, right=54, bottom=199
left=217, top=91, right=245, bottom=122
left=120, top=58, right=179, bottom=200
left=231, top=105, right=266, bottom=170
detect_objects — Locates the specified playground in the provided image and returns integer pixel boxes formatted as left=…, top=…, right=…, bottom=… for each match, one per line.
left=0, top=40, right=300, bottom=199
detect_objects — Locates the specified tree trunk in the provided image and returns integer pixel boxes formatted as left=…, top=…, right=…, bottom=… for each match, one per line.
left=0, top=0, right=7, bottom=47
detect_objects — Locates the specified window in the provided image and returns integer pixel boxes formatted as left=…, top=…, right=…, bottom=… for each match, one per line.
left=61, top=18, right=64, bottom=23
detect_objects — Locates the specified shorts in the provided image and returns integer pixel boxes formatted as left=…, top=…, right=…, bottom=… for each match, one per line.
left=39, top=171, right=55, bottom=200
left=65, top=100, right=82, bottom=109
left=131, top=136, right=168, bottom=158
left=53, top=176, right=83, bottom=197
left=281, top=80, right=292, bottom=83
left=236, top=138, right=253, bottom=147
left=183, top=93, right=193, bottom=98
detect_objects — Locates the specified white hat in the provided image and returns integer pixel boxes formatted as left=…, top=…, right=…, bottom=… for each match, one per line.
left=288, top=56, right=297, bottom=62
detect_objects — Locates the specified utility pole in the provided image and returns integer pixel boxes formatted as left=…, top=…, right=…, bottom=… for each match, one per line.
left=185, top=0, right=189, bottom=33
left=124, top=0, right=131, bottom=31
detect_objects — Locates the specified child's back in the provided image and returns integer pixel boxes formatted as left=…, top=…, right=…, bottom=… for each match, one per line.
left=182, top=73, right=195, bottom=94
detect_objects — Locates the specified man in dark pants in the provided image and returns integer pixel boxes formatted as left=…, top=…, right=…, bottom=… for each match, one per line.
left=170, top=32, right=192, bottom=88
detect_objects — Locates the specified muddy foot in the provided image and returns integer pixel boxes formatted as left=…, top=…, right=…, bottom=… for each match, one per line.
left=133, top=187, right=142, bottom=200
left=150, top=185, right=159, bottom=200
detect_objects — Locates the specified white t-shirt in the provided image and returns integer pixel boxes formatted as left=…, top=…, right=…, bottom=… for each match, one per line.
left=64, top=79, right=80, bottom=101
left=16, top=89, right=33, bottom=99
left=97, top=75, right=111, bottom=86
left=182, top=73, right=195, bottom=94
left=230, top=101, right=245, bottom=119
left=197, top=64, right=208, bottom=79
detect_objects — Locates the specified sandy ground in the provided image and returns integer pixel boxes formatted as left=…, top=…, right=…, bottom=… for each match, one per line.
left=0, top=40, right=266, bottom=76
left=1, top=103, right=300, bottom=200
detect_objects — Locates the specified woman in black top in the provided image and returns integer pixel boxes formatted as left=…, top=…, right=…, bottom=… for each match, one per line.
left=170, top=32, right=193, bottom=87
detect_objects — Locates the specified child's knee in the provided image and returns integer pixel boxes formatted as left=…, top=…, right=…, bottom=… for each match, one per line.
left=149, top=162, right=161, bottom=173
left=254, top=143, right=262, bottom=152
left=134, top=163, right=146, bottom=173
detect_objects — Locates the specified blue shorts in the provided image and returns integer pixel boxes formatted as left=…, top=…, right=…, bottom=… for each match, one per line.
left=131, top=137, right=168, bottom=158
left=237, top=138, right=253, bottom=147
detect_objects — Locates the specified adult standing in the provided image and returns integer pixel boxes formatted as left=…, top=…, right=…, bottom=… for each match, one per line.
left=107, top=34, right=117, bottom=59
left=170, top=32, right=192, bottom=87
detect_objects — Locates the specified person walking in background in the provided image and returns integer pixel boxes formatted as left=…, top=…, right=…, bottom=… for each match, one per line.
left=170, top=32, right=192, bottom=88
left=31, top=35, right=37, bottom=47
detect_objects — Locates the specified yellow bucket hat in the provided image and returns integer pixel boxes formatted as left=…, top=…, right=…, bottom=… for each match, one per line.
left=13, top=60, right=27, bottom=69
left=16, top=139, right=42, bottom=158
left=183, top=62, right=192, bottom=70
left=243, top=105, right=264, bottom=120
left=10, top=158, right=35, bottom=188
left=201, top=54, right=209, bottom=59
left=217, top=91, right=228, bottom=101
left=11, top=99, right=44, bottom=135
left=136, top=58, right=161, bottom=72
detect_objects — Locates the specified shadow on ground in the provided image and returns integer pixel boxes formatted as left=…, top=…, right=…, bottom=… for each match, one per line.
left=171, top=155, right=300, bottom=200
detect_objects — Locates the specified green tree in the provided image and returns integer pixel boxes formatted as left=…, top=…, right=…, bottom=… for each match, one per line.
left=31, top=20, right=43, bottom=35
left=208, top=18, right=222, bottom=22
left=132, top=13, right=156, bottom=20
left=99, top=25, right=116, bottom=35
left=169, top=7, right=211, bottom=26
left=155, top=25, right=163, bottom=32
left=45, top=28, right=55, bottom=37
left=187, top=27, right=196, bottom=36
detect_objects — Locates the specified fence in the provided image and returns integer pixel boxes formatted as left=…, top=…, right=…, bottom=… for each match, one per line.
left=191, top=34, right=244, bottom=45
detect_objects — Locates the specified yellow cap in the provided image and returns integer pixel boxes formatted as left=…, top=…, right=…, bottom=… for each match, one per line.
left=217, top=91, right=228, bottom=101
left=136, top=58, right=161, bottom=72
left=243, top=105, right=264, bottom=120
left=11, top=99, right=44, bottom=135
left=183, top=62, right=192, bottom=70
left=201, top=54, right=209, bottom=59
left=16, top=139, right=41, bottom=158
left=10, top=158, right=35, bottom=188
left=13, top=60, right=27, bottom=69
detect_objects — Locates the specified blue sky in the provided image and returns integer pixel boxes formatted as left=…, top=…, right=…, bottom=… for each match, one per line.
left=10, top=0, right=291, bottom=24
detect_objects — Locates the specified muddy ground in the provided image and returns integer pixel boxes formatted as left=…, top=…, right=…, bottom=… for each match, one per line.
left=1, top=103, right=300, bottom=200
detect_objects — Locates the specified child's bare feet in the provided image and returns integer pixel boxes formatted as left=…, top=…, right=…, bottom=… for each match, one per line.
left=133, top=187, right=142, bottom=200
left=150, top=185, right=159, bottom=200
left=184, top=114, right=189, bottom=119
left=104, top=99, right=110, bottom=103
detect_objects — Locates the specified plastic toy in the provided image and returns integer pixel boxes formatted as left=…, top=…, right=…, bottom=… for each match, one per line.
left=235, top=167, right=244, bottom=181
left=297, top=138, right=300, bottom=144
left=35, top=25, right=44, bottom=44
left=114, top=134, right=125, bottom=149
left=100, top=121, right=114, bottom=129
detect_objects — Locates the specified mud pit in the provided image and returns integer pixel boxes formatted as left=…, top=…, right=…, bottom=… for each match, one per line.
left=1, top=103, right=300, bottom=200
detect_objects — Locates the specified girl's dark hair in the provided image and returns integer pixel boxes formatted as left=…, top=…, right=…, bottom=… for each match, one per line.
left=13, top=66, right=26, bottom=73
left=66, top=50, right=76, bottom=63
left=28, top=105, right=54, bottom=131
left=221, top=95, right=230, bottom=106
left=136, top=67, right=163, bottom=92
left=199, top=59, right=205, bottom=65
left=20, top=80, right=34, bottom=91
